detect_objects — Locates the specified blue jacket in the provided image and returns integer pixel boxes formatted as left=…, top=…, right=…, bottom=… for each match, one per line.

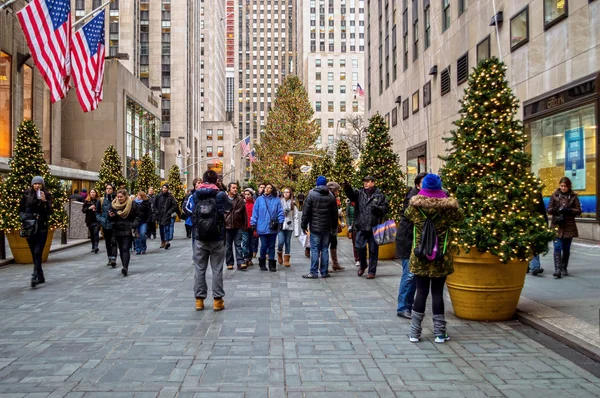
left=192, top=184, right=229, bottom=241
left=96, top=193, right=115, bottom=230
left=251, top=193, right=285, bottom=235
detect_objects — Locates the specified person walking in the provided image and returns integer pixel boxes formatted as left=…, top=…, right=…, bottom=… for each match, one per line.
left=192, top=170, right=228, bottom=311
left=69, top=189, right=83, bottom=202
left=277, top=187, right=296, bottom=267
left=96, top=184, right=118, bottom=267
left=82, top=188, right=101, bottom=254
left=154, top=184, right=178, bottom=249
left=225, top=182, right=248, bottom=271
left=343, top=176, right=388, bottom=279
left=345, top=198, right=360, bottom=266
left=183, top=178, right=202, bottom=243
left=242, top=188, right=256, bottom=267
left=146, top=187, right=157, bottom=239
left=108, top=189, right=140, bottom=276
left=251, top=183, right=285, bottom=272
left=134, top=191, right=152, bottom=255
left=547, top=177, right=582, bottom=278
left=528, top=191, right=549, bottom=276
left=295, top=193, right=310, bottom=258
left=301, top=176, right=338, bottom=279
left=326, top=181, right=346, bottom=271
left=182, top=188, right=195, bottom=238
left=395, top=172, right=427, bottom=319
left=405, top=174, right=463, bottom=344
left=20, top=176, right=52, bottom=287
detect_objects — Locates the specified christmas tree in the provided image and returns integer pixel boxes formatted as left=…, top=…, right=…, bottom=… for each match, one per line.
left=253, top=75, right=320, bottom=188
left=439, top=57, right=555, bottom=262
left=296, top=150, right=333, bottom=195
left=167, top=165, right=185, bottom=209
left=0, top=120, right=68, bottom=232
left=358, top=113, right=406, bottom=222
left=97, top=145, right=126, bottom=191
left=331, top=140, right=355, bottom=206
left=137, top=154, right=161, bottom=193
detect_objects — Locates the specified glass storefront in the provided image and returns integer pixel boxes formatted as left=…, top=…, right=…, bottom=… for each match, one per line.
left=125, top=97, right=161, bottom=186
left=525, top=102, right=597, bottom=219
left=0, top=52, right=11, bottom=157
left=406, top=143, right=427, bottom=188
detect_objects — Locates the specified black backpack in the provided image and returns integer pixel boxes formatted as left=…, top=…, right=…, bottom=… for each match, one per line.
left=413, top=208, right=448, bottom=262
left=192, top=196, right=224, bottom=241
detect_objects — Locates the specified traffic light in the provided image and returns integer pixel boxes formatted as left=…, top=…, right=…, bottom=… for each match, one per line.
left=283, top=155, right=289, bottom=164
left=288, top=156, right=294, bottom=165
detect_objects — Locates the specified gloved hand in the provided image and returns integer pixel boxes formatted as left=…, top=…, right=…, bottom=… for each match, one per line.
left=559, top=207, right=572, bottom=215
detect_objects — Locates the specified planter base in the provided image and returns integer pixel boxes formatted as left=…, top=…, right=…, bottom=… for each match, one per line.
left=377, top=241, right=396, bottom=260
left=6, top=230, right=55, bottom=264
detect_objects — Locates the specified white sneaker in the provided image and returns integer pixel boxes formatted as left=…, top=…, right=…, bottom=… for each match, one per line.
left=434, top=334, right=450, bottom=344
left=355, top=261, right=360, bottom=267
left=409, top=336, right=420, bottom=343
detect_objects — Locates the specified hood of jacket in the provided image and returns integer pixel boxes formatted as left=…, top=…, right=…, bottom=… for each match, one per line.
left=409, top=194, right=459, bottom=210
left=196, top=184, right=219, bottom=199
left=314, top=185, right=330, bottom=195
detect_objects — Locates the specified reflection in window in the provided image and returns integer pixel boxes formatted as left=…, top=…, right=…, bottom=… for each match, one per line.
left=23, top=65, right=33, bottom=121
left=206, top=146, right=213, bottom=157
left=525, top=103, right=596, bottom=218
left=125, top=97, right=161, bottom=182
left=477, top=36, right=490, bottom=63
left=217, top=129, right=224, bottom=140
left=544, top=0, right=567, bottom=27
left=0, top=52, right=11, bottom=157
left=510, top=7, right=529, bottom=51
left=206, top=129, right=213, bottom=140
left=217, top=146, right=224, bottom=157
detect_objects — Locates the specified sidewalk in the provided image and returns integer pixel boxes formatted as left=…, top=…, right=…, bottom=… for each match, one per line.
left=0, top=231, right=89, bottom=267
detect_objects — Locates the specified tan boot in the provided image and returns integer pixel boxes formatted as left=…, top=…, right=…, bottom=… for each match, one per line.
left=277, top=251, right=284, bottom=265
left=283, top=254, right=291, bottom=267
left=195, top=298, right=204, bottom=311
left=213, top=298, right=224, bottom=312
left=160, top=241, right=166, bottom=248
left=331, top=249, right=345, bottom=271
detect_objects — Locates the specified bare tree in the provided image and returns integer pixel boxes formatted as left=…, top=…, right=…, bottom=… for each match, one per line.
left=344, top=113, right=367, bottom=158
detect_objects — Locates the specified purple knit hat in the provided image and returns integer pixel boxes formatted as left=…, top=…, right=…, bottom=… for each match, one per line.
left=418, top=174, right=447, bottom=198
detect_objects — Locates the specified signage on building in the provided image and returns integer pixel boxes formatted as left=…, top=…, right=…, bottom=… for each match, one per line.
left=564, top=127, right=586, bottom=191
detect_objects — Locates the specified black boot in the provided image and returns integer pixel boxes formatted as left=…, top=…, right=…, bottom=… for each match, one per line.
left=31, top=274, right=41, bottom=288
left=268, top=259, right=277, bottom=272
left=259, top=258, right=268, bottom=271
left=553, top=252, right=562, bottom=278
left=560, top=252, right=569, bottom=276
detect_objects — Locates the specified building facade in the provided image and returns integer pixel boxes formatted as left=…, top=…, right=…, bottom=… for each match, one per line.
left=298, top=0, right=367, bottom=148
left=367, top=0, right=599, bottom=239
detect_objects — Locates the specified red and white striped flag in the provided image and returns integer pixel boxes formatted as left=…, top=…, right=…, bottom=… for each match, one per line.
left=17, top=0, right=71, bottom=103
left=356, top=83, right=365, bottom=97
left=241, top=135, right=251, bottom=157
left=248, top=149, right=257, bottom=163
left=71, top=10, right=106, bottom=112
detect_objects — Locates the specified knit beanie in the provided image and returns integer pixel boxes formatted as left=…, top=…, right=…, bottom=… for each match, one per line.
left=316, top=176, right=327, bottom=186
left=421, top=174, right=442, bottom=190
left=31, top=176, right=44, bottom=187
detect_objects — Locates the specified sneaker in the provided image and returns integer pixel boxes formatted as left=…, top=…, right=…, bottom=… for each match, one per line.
left=355, top=261, right=360, bottom=267
left=434, top=334, right=450, bottom=344
left=165, top=242, right=171, bottom=250
left=409, top=336, right=420, bottom=343
left=397, top=310, right=412, bottom=319
left=195, top=298, right=204, bottom=311
left=302, top=273, right=318, bottom=279
left=532, top=268, right=544, bottom=276
left=227, top=265, right=234, bottom=270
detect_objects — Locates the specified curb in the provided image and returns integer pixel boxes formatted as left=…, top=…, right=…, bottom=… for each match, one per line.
left=0, top=239, right=89, bottom=268
left=515, top=310, right=600, bottom=363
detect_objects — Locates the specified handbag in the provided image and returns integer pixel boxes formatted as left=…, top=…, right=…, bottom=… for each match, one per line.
left=267, top=199, right=280, bottom=231
left=372, top=219, right=397, bottom=246
left=20, top=217, right=39, bottom=238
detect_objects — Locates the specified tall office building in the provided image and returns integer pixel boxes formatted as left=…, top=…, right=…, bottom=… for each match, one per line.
left=235, top=0, right=298, bottom=183
left=298, top=0, right=366, bottom=148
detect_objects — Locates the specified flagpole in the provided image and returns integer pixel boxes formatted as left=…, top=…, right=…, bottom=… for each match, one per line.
left=72, top=0, right=111, bottom=30
left=232, top=134, right=250, bottom=147
left=0, top=0, right=19, bottom=11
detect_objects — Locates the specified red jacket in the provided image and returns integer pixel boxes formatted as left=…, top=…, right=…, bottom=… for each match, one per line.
left=245, top=197, right=254, bottom=229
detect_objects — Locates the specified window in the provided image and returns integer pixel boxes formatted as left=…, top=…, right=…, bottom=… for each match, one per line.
left=328, top=85, right=334, bottom=93
left=316, top=85, right=322, bottom=93
left=328, top=59, right=334, bottom=67
left=206, top=129, right=213, bottom=140
left=441, top=66, right=451, bottom=96
left=23, top=64, right=33, bottom=121
left=458, top=0, right=465, bottom=16
left=217, top=129, right=224, bottom=140
left=352, top=101, right=359, bottom=112
left=316, top=101, right=322, bottom=112
left=328, top=72, right=334, bottom=81
left=340, top=59, right=346, bottom=67
left=316, top=71, right=321, bottom=80
left=510, top=7, right=529, bottom=51
left=217, top=146, right=224, bottom=157
left=206, top=146, right=213, bottom=157
left=340, top=85, right=346, bottom=94
left=412, top=91, right=419, bottom=114
left=328, top=134, right=334, bottom=144
left=340, top=101, right=346, bottom=112
left=442, top=0, right=450, bottom=32
left=328, top=101, right=334, bottom=112
left=424, top=5, right=431, bottom=49
left=340, top=119, right=346, bottom=128
left=477, top=36, right=490, bottom=63
left=402, top=99, right=409, bottom=120
left=544, top=0, right=568, bottom=29
left=340, top=72, right=346, bottom=80
left=316, top=58, right=321, bottom=67
left=423, top=81, right=431, bottom=106
left=456, top=53, right=468, bottom=85
left=0, top=52, right=11, bottom=157
left=328, top=119, right=334, bottom=128
left=392, top=107, right=398, bottom=126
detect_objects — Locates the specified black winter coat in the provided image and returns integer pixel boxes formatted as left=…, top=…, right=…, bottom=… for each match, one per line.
left=154, top=192, right=178, bottom=225
left=395, top=187, right=419, bottom=259
left=82, top=199, right=99, bottom=226
left=137, top=200, right=152, bottom=224
left=19, top=189, right=52, bottom=232
left=301, top=185, right=338, bottom=235
left=108, top=201, right=140, bottom=237
left=344, top=185, right=388, bottom=231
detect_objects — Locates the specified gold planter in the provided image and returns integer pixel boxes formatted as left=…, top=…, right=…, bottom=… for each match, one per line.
left=377, top=241, right=396, bottom=260
left=7, top=230, right=55, bottom=264
left=337, top=225, right=348, bottom=237
left=446, top=249, right=528, bottom=322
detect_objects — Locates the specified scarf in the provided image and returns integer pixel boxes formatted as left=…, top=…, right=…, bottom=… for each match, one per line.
left=134, top=198, right=143, bottom=204
left=111, top=197, right=133, bottom=218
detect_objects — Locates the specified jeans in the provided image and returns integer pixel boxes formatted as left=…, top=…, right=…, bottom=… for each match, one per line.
left=193, top=239, right=225, bottom=299
left=554, top=237, right=573, bottom=257
left=115, top=234, right=132, bottom=270
left=259, top=233, right=277, bottom=260
left=88, top=224, right=100, bottom=250
left=159, top=222, right=174, bottom=242
left=397, top=258, right=416, bottom=312
left=241, top=228, right=256, bottom=261
left=225, top=229, right=244, bottom=266
left=135, top=223, right=148, bottom=253
left=355, top=230, right=379, bottom=275
left=309, top=232, right=330, bottom=276
left=253, top=231, right=259, bottom=254
left=102, top=228, right=117, bottom=260
left=413, top=275, right=447, bottom=315
left=529, top=254, right=542, bottom=272
left=277, top=229, right=293, bottom=254
left=27, top=230, right=48, bottom=278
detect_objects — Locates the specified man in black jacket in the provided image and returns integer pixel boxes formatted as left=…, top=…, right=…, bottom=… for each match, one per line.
left=396, top=172, right=427, bottom=318
left=154, top=184, right=178, bottom=249
left=343, top=176, right=388, bottom=279
left=146, top=187, right=157, bottom=239
left=301, top=176, right=338, bottom=279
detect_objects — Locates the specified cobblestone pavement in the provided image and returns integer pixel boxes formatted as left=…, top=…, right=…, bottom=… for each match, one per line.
left=0, top=225, right=599, bottom=397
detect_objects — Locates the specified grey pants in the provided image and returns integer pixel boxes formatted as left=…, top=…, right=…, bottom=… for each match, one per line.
left=193, top=239, right=226, bottom=299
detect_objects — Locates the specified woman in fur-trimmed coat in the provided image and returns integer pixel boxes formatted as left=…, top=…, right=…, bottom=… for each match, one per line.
left=404, top=174, right=463, bottom=345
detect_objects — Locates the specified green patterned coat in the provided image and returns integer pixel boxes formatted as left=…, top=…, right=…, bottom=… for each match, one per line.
left=405, top=195, right=464, bottom=278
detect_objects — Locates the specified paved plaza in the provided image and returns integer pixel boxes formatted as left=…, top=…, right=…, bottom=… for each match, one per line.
left=0, top=225, right=599, bottom=397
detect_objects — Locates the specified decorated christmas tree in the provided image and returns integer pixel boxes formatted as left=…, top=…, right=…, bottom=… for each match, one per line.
left=439, top=57, right=555, bottom=262
left=137, top=153, right=161, bottom=193
left=331, top=140, right=355, bottom=206
left=358, top=113, right=406, bottom=222
left=0, top=120, right=68, bottom=233
left=167, top=165, right=185, bottom=209
left=97, top=145, right=126, bottom=191
left=296, top=150, right=333, bottom=195
left=253, top=75, right=320, bottom=188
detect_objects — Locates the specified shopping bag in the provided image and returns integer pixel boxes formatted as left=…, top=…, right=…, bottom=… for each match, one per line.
left=298, top=231, right=310, bottom=248
left=372, top=219, right=397, bottom=245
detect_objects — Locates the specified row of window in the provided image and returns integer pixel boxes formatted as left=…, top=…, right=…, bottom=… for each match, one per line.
left=315, top=71, right=359, bottom=81
left=315, top=118, right=347, bottom=129
left=315, top=58, right=360, bottom=68
left=314, top=84, right=361, bottom=94
left=205, top=129, right=225, bottom=140
left=315, top=101, right=361, bottom=113
left=205, top=146, right=225, bottom=158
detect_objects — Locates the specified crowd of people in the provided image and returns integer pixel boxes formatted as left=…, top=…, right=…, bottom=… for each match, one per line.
left=18, top=171, right=581, bottom=344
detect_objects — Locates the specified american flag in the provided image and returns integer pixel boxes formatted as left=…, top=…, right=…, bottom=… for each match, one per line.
left=248, top=149, right=257, bottom=163
left=17, top=0, right=71, bottom=103
left=241, top=136, right=251, bottom=156
left=356, top=83, right=365, bottom=97
left=71, top=10, right=106, bottom=112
